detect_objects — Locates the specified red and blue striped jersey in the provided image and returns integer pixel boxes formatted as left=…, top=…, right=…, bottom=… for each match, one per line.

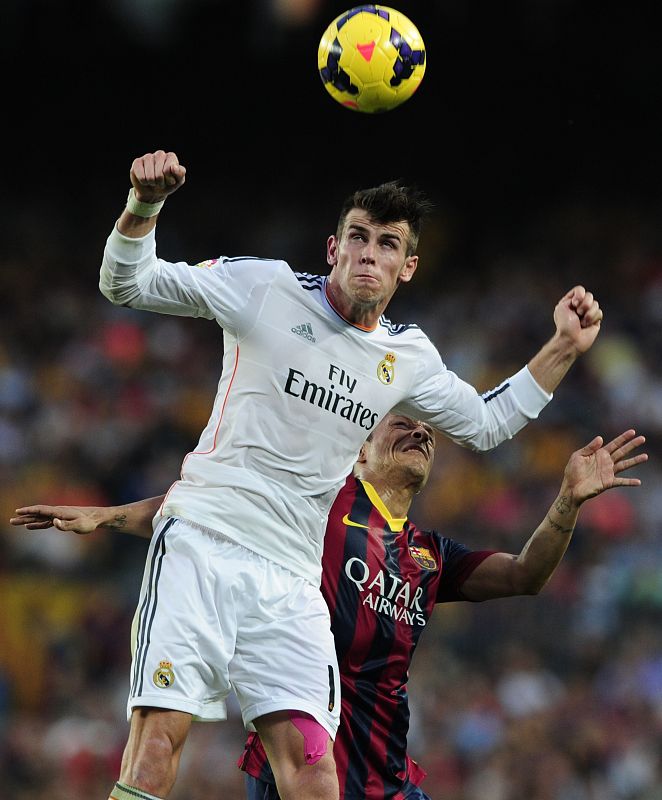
left=238, top=474, right=494, bottom=799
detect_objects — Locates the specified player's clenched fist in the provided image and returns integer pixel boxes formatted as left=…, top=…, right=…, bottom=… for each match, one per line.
left=131, top=150, right=186, bottom=203
left=554, top=285, right=603, bottom=354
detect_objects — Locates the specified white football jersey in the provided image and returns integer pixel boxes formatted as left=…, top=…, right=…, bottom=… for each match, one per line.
left=100, top=227, right=551, bottom=584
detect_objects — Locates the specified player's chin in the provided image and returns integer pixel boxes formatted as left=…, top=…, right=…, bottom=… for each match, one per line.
left=401, top=451, right=431, bottom=476
left=349, top=285, right=384, bottom=306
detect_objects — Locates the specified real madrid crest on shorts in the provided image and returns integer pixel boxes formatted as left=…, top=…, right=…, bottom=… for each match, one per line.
left=409, top=545, right=437, bottom=571
left=153, top=659, right=175, bottom=688
left=377, top=352, right=396, bottom=385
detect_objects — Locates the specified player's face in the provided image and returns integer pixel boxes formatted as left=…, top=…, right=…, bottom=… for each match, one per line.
left=367, top=415, right=435, bottom=488
left=326, top=210, right=418, bottom=313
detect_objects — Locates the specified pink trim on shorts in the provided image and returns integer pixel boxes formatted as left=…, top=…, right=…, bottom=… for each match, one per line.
left=288, top=711, right=330, bottom=765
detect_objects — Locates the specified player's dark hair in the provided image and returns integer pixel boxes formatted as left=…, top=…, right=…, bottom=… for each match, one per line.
left=337, top=181, right=433, bottom=255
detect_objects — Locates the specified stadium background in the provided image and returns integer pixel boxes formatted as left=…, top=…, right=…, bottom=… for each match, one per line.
left=2, top=1, right=662, bottom=797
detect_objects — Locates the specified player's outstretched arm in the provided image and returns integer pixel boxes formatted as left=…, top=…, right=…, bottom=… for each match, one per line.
left=460, top=430, right=647, bottom=601
left=527, top=285, right=603, bottom=394
left=9, top=496, right=165, bottom=539
left=118, top=150, right=187, bottom=239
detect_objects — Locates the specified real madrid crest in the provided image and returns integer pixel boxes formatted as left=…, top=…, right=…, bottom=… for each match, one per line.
left=377, top=352, right=396, bottom=385
left=153, top=659, right=175, bottom=688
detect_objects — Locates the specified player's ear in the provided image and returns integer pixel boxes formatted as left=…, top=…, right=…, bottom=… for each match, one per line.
left=398, top=255, right=418, bottom=284
left=327, top=235, right=339, bottom=267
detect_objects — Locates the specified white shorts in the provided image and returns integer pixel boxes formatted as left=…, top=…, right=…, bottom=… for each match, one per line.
left=128, top=517, right=340, bottom=737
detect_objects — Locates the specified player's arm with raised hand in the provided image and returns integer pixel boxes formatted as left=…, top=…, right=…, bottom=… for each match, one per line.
left=99, top=150, right=197, bottom=311
left=434, top=284, right=602, bottom=450
left=527, top=285, right=603, bottom=393
left=10, top=496, right=165, bottom=539
left=459, top=429, right=647, bottom=601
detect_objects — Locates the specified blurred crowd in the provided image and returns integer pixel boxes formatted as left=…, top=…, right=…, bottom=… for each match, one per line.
left=1, top=191, right=661, bottom=800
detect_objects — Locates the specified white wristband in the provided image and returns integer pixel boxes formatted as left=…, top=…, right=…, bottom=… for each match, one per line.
left=126, top=188, right=165, bottom=218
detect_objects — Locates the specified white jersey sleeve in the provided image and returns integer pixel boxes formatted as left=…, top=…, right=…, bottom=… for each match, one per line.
left=391, top=335, right=551, bottom=451
left=99, top=225, right=279, bottom=337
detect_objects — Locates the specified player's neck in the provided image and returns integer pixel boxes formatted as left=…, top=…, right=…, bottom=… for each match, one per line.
left=361, top=474, right=416, bottom=519
left=325, top=281, right=385, bottom=331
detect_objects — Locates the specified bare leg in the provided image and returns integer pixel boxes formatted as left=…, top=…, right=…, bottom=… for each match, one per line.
left=112, top=707, right=193, bottom=798
left=254, top=711, right=339, bottom=800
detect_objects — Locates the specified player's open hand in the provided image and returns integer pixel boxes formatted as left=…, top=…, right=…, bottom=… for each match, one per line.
left=561, top=429, right=647, bottom=507
left=131, top=150, right=186, bottom=204
left=553, top=286, right=603, bottom=353
left=10, top=505, right=100, bottom=534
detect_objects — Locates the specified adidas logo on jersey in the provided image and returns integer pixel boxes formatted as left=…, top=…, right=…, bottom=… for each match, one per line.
left=291, top=322, right=316, bottom=342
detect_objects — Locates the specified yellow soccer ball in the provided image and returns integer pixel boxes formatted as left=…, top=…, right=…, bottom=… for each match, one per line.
left=318, top=5, right=426, bottom=113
